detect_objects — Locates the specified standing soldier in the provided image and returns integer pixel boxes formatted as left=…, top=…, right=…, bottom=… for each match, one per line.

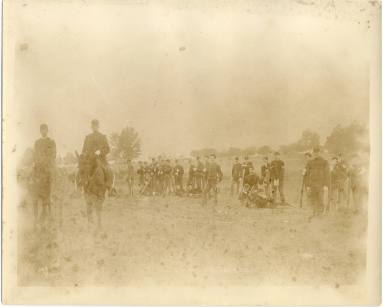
left=32, top=124, right=56, bottom=224
left=140, top=161, right=151, bottom=195
left=202, top=155, right=210, bottom=190
left=173, top=159, right=184, bottom=195
left=169, top=159, right=176, bottom=194
left=156, top=158, right=165, bottom=195
left=187, top=159, right=196, bottom=194
left=348, top=163, right=365, bottom=213
left=306, top=146, right=330, bottom=221
left=126, top=159, right=135, bottom=197
left=161, top=159, right=172, bottom=196
left=332, top=155, right=349, bottom=209
left=328, top=156, right=338, bottom=211
left=137, top=161, right=145, bottom=189
left=149, top=158, right=158, bottom=195
left=81, top=119, right=112, bottom=189
left=81, top=119, right=112, bottom=226
left=241, top=156, right=254, bottom=177
left=231, top=157, right=242, bottom=195
left=270, top=151, right=286, bottom=204
left=300, top=152, right=312, bottom=208
left=202, top=154, right=223, bottom=206
left=260, top=156, right=271, bottom=199
left=195, top=156, right=204, bottom=193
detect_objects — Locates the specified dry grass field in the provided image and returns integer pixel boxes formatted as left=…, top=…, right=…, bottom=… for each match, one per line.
left=17, top=156, right=368, bottom=288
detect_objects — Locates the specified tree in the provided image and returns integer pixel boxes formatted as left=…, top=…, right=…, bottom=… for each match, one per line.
left=190, top=148, right=218, bottom=158
left=257, top=145, right=273, bottom=155
left=295, top=129, right=320, bottom=152
left=221, top=147, right=242, bottom=158
left=279, top=129, right=320, bottom=154
left=242, top=146, right=257, bottom=157
left=110, top=126, right=141, bottom=160
left=324, top=122, right=368, bottom=155
left=109, top=132, right=121, bottom=160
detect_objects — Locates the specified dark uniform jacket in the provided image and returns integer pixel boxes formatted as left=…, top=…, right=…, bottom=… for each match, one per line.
left=174, top=165, right=184, bottom=177
left=137, top=166, right=145, bottom=183
left=206, top=162, right=223, bottom=182
left=232, top=162, right=242, bottom=180
left=261, top=163, right=271, bottom=183
left=82, top=131, right=110, bottom=161
left=33, top=137, right=56, bottom=199
left=161, top=164, right=172, bottom=175
left=270, top=160, right=284, bottom=181
left=306, top=156, right=330, bottom=188
left=34, top=137, right=56, bottom=169
left=196, top=161, right=204, bottom=177
left=189, top=165, right=196, bottom=178
left=242, top=161, right=254, bottom=177
left=332, top=162, right=348, bottom=187
left=244, top=173, right=260, bottom=189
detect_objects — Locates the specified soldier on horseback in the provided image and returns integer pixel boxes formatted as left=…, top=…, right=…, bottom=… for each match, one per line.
left=79, top=119, right=113, bottom=227
left=32, top=124, right=56, bottom=224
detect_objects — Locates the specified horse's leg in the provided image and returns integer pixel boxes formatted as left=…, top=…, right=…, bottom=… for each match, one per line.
left=95, top=196, right=103, bottom=228
left=85, top=194, right=94, bottom=225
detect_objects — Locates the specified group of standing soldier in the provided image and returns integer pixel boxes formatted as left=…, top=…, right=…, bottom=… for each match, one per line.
left=302, top=147, right=365, bottom=221
left=31, top=119, right=113, bottom=225
left=130, top=154, right=223, bottom=205
left=27, top=119, right=366, bottom=226
left=231, top=152, right=286, bottom=206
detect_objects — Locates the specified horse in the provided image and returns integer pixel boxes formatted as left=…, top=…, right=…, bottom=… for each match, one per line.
left=75, top=152, right=111, bottom=227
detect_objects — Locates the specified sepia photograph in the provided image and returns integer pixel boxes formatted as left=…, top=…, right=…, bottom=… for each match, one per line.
left=2, top=0, right=381, bottom=304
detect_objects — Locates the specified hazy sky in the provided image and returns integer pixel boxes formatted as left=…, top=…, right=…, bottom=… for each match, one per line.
left=10, top=0, right=373, bottom=158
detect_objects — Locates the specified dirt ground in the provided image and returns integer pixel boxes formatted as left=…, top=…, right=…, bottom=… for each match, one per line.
left=17, top=170, right=367, bottom=289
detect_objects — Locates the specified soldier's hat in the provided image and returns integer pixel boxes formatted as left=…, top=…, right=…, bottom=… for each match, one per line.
left=210, top=153, right=216, bottom=158
left=235, top=157, right=239, bottom=160
left=274, top=151, right=280, bottom=155
left=263, top=156, right=268, bottom=160
left=91, top=119, right=99, bottom=126
left=313, top=146, right=320, bottom=153
left=40, top=123, right=48, bottom=130
left=304, top=152, right=312, bottom=157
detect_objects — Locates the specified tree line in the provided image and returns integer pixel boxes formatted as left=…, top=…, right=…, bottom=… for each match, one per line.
left=19, top=121, right=368, bottom=167
left=190, top=121, right=369, bottom=158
